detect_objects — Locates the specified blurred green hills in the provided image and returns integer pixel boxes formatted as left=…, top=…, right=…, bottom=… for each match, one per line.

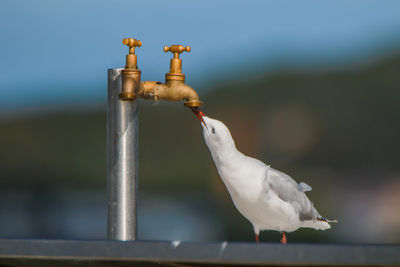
left=1, top=53, right=398, bottom=188
left=0, top=53, right=399, bottom=242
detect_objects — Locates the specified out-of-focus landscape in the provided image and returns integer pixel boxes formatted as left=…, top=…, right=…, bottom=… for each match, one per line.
left=0, top=1, right=399, bottom=244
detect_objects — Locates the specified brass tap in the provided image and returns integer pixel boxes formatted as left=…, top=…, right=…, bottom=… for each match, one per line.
left=123, top=38, right=142, bottom=69
left=163, top=44, right=191, bottom=82
left=120, top=38, right=142, bottom=100
left=119, top=38, right=203, bottom=108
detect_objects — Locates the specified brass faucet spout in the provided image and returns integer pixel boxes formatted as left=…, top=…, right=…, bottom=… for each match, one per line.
left=140, top=81, right=203, bottom=108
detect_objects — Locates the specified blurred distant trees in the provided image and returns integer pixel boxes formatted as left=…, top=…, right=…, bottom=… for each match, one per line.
left=0, top=53, right=399, bottom=243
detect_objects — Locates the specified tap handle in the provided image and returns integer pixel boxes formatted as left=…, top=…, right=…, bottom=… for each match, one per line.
left=123, top=38, right=142, bottom=54
left=122, top=38, right=142, bottom=70
left=163, top=45, right=191, bottom=59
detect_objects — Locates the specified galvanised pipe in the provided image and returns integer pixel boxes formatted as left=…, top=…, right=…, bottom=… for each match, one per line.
left=105, top=38, right=203, bottom=241
left=107, top=68, right=139, bottom=241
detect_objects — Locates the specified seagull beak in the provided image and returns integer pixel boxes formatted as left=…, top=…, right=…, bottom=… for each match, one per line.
left=190, top=107, right=207, bottom=129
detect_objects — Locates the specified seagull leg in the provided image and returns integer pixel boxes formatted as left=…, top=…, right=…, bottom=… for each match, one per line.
left=255, top=234, right=260, bottom=243
left=280, top=232, right=287, bottom=244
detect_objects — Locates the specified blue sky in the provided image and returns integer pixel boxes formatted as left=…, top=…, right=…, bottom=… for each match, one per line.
left=1, top=0, right=400, bottom=109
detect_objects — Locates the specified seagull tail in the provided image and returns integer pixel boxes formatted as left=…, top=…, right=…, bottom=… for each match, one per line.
left=301, top=219, right=331, bottom=230
left=317, top=216, right=338, bottom=223
left=302, top=216, right=338, bottom=230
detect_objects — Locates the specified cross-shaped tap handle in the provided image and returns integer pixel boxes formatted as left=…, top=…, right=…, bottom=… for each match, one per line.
left=163, top=45, right=191, bottom=59
left=123, top=38, right=142, bottom=55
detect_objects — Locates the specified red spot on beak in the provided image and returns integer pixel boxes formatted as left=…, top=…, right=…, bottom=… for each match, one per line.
left=190, top=107, right=207, bottom=129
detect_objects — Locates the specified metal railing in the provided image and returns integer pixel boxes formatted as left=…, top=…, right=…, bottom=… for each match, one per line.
left=0, top=239, right=399, bottom=266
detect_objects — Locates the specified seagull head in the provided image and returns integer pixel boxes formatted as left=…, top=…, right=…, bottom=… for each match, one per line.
left=191, top=109, right=236, bottom=154
left=201, top=117, right=236, bottom=155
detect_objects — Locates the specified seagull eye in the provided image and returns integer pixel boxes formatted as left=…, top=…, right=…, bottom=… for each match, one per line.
left=211, top=128, right=216, bottom=134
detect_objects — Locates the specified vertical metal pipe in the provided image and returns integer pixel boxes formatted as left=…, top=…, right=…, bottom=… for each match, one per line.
left=107, top=68, right=139, bottom=240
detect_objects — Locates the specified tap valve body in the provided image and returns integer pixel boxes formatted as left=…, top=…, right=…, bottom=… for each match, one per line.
left=163, top=45, right=191, bottom=82
left=120, top=38, right=142, bottom=100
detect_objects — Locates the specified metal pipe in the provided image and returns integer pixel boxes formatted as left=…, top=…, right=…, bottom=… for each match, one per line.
left=107, top=68, right=139, bottom=241
left=105, top=39, right=203, bottom=241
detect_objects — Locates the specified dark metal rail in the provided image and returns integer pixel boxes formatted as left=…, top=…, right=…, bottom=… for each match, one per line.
left=0, top=239, right=399, bottom=266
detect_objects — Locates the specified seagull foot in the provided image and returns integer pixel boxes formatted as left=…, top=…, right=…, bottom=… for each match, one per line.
left=280, top=232, right=287, bottom=244
left=255, top=234, right=260, bottom=243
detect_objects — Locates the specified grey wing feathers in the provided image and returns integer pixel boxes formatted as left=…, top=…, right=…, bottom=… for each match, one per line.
left=267, top=168, right=320, bottom=221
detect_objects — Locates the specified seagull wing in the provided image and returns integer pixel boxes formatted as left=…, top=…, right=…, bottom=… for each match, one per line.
left=266, top=168, right=320, bottom=221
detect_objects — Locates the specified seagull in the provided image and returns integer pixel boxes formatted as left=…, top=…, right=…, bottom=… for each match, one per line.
left=191, top=108, right=336, bottom=244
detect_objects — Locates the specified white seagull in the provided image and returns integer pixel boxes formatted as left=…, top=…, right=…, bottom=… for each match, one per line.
left=191, top=109, right=336, bottom=243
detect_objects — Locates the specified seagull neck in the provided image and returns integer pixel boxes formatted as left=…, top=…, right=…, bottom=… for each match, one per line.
left=211, top=145, right=242, bottom=166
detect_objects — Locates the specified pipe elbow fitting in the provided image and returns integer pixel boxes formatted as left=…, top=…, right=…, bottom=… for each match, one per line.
left=167, top=81, right=203, bottom=108
left=180, top=84, right=203, bottom=108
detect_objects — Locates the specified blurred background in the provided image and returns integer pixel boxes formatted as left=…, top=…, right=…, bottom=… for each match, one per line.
left=0, top=0, right=399, bottom=244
